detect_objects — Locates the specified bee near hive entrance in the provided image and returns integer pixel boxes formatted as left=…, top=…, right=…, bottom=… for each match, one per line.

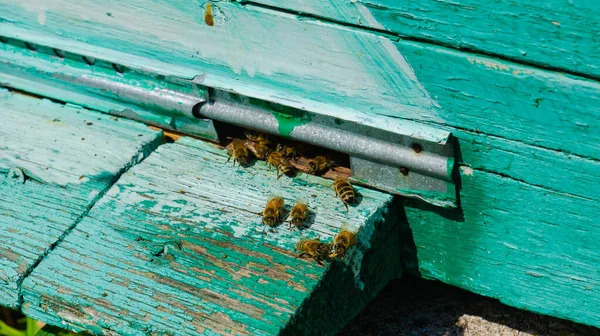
left=213, top=122, right=352, bottom=181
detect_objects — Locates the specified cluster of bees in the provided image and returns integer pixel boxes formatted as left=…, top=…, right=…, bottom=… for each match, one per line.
left=226, top=131, right=336, bottom=179
left=225, top=131, right=358, bottom=266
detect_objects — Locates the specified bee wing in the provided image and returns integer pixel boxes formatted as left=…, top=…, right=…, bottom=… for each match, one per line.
left=267, top=192, right=283, bottom=201
left=340, top=221, right=359, bottom=234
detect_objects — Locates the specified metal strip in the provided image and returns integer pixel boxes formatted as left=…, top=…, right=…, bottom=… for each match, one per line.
left=197, top=92, right=454, bottom=181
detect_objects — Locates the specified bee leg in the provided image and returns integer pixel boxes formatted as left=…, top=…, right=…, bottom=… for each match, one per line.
left=298, top=252, right=310, bottom=259
left=225, top=154, right=232, bottom=164
left=315, top=258, right=325, bottom=267
left=343, top=201, right=349, bottom=212
left=276, top=168, right=281, bottom=180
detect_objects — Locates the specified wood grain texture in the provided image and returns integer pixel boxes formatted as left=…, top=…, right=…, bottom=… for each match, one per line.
left=397, top=41, right=600, bottom=161
left=21, top=137, right=398, bottom=335
left=0, top=89, right=162, bottom=308
left=1, top=0, right=598, bottom=162
left=243, top=0, right=600, bottom=78
left=0, top=0, right=445, bottom=135
left=404, top=167, right=600, bottom=327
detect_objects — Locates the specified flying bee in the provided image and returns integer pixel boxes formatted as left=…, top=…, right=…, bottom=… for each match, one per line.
left=267, top=151, right=295, bottom=179
left=329, top=225, right=357, bottom=260
left=276, top=144, right=300, bottom=160
left=262, top=196, right=285, bottom=227
left=244, top=140, right=271, bottom=160
left=245, top=130, right=271, bottom=145
left=333, top=177, right=355, bottom=211
left=226, top=138, right=251, bottom=166
left=287, top=201, right=309, bottom=230
left=307, top=156, right=335, bottom=176
left=296, top=239, right=331, bottom=266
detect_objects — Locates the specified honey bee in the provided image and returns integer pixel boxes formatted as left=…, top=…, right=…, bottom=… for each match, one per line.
left=244, top=140, right=271, bottom=160
left=245, top=130, right=271, bottom=145
left=267, top=151, right=295, bottom=179
left=276, top=144, right=300, bottom=160
left=226, top=138, right=251, bottom=166
left=329, top=228, right=357, bottom=260
left=333, top=177, right=355, bottom=211
left=307, top=156, right=335, bottom=176
left=296, top=239, right=331, bottom=266
left=287, top=202, right=309, bottom=230
left=262, top=196, right=284, bottom=227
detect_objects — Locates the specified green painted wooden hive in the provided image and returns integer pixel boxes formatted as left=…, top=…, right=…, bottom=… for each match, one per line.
left=0, top=0, right=599, bottom=335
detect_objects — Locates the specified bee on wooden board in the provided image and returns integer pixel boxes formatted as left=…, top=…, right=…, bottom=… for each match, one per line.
left=244, top=139, right=271, bottom=160
left=333, top=177, right=356, bottom=211
left=226, top=138, right=251, bottom=166
left=307, top=155, right=335, bottom=176
left=267, top=151, right=295, bottom=179
left=296, top=239, right=331, bottom=266
left=287, top=201, right=310, bottom=231
left=262, top=196, right=285, bottom=227
left=329, top=225, right=357, bottom=260
left=276, top=144, right=300, bottom=161
left=245, top=130, right=271, bottom=145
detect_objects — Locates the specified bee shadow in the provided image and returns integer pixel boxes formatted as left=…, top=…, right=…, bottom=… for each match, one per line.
left=350, top=191, right=364, bottom=209
left=300, top=211, right=317, bottom=230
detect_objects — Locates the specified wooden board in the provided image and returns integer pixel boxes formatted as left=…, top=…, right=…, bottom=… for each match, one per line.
left=404, top=167, right=600, bottom=327
left=1, top=0, right=598, bottom=162
left=3, top=0, right=600, bottom=329
left=243, top=0, right=600, bottom=78
left=396, top=41, right=600, bottom=161
left=21, top=137, right=400, bottom=335
left=0, top=0, right=444, bottom=134
left=0, top=89, right=162, bottom=308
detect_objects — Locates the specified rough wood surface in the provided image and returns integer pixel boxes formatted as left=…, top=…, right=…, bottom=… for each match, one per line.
left=1, top=0, right=598, bottom=162
left=21, top=137, right=398, bottom=335
left=242, top=0, right=600, bottom=78
left=404, top=167, right=600, bottom=328
left=3, top=0, right=600, bottom=329
left=0, top=89, right=162, bottom=308
left=0, top=0, right=445, bottom=135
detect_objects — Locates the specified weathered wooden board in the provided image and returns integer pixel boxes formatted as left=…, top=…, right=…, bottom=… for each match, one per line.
left=451, top=128, right=600, bottom=203
left=397, top=41, right=600, bottom=161
left=1, top=0, right=598, bottom=162
left=242, top=0, right=600, bottom=78
left=0, top=0, right=444, bottom=134
left=0, top=89, right=162, bottom=309
left=21, top=137, right=400, bottom=335
left=404, top=167, right=600, bottom=327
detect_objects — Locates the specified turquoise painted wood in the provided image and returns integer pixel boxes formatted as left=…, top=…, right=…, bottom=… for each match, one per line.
left=1, top=0, right=598, bottom=162
left=405, top=167, right=600, bottom=327
left=0, top=89, right=162, bottom=309
left=21, top=137, right=401, bottom=335
left=243, top=0, right=600, bottom=78
left=0, top=0, right=445, bottom=136
left=2, top=0, right=600, bottom=331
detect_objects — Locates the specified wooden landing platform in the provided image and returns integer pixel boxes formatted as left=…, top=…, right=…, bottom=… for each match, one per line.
left=0, top=89, right=162, bottom=309
left=19, top=137, right=401, bottom=335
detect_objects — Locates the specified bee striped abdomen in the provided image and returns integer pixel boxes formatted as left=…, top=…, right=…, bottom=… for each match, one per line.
left=333, top=177, right=355, bottom=211
left=279, top=161, right=295, bottom=176
left=267, top=151, right=295, bottom=179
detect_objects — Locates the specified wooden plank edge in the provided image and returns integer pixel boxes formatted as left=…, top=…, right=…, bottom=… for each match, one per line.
left=281, top=197, right=403, bottom=336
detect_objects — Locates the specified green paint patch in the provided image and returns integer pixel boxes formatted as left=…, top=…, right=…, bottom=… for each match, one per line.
left=272, top=110, right=311, bottom=138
